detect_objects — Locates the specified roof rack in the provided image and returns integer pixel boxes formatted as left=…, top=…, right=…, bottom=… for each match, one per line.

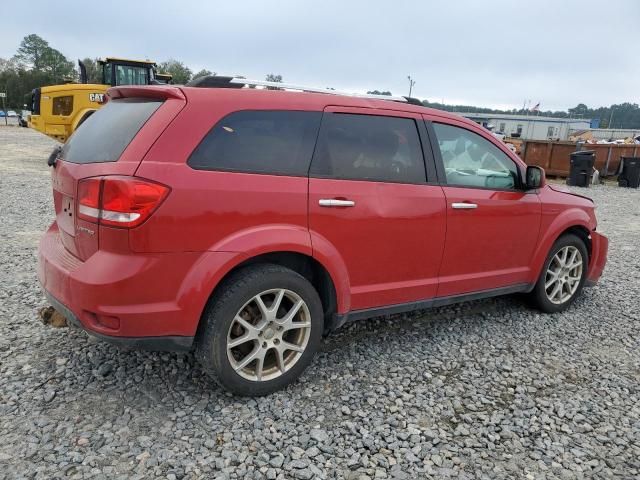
left=183, top=76, right=408, bottom=103
left=228, top=78, right=407, bottom=102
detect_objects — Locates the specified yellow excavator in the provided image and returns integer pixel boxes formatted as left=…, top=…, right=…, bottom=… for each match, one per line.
left=28, top=58, right=172, bottom=142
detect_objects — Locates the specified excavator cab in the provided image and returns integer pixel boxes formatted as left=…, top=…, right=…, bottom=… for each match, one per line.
left=98, top=58, right=165, bottom=86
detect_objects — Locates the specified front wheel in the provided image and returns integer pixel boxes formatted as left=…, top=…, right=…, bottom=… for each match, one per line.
left=196, top=264, right=323, bottom=396
left=530, top=234, right=588, bottom=313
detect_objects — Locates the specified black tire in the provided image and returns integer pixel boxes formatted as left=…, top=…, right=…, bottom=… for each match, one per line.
left=196, top=264, right=323, bottom=396
left=530, top=234, right=588, bottom=313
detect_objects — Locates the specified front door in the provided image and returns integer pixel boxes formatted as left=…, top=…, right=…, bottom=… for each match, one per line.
left=308, top=107, right=447, bottom=311
left=427, top=119, right=542, bottom=297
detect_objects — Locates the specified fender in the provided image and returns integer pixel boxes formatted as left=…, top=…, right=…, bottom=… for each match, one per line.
left=210, top=224, right=313, bottom=256
left=528, top=207, right=592, bottom=283
left=175, top=250, right=247, bottom=335
left=309, top=230, right=351, bottom=313
left=174, top=224, right=349, bottom=334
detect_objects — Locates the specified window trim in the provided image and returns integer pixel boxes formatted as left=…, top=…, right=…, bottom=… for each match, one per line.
left=308, top=111, right=431, bottom=186
left=186, top=109, right=323, bottom=178
left=425, top=120, right=525, bottom=191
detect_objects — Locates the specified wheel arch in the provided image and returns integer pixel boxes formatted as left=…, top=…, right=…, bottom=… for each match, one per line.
left=560, top=225, right=592, bottom=259
left=530, top=210, right=593, bottom=282
left=194, top=251, right=342, bottom=340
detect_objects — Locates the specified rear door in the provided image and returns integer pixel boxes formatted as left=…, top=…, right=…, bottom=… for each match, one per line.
left=51, top=87, right=185, bottom=260
left=426, top=118, right=541, bottom=296
left=308, top=107, right=446, bottom=311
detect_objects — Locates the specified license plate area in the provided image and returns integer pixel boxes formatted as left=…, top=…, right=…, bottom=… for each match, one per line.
left=56, top=193, right=76, bottom=237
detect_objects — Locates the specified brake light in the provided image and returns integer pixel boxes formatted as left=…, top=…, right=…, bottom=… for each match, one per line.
left=77, top=176, right=169, bottom=228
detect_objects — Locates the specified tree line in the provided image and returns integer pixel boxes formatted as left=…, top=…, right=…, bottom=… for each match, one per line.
left=419, top=100, right=640, bottom=130
left=2, top=34, right=638, bottom=129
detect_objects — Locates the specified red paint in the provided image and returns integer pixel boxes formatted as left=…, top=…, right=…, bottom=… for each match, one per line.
left=437, top=187, right=541, bottom=296
left=38, top=85, right=608, bottom=343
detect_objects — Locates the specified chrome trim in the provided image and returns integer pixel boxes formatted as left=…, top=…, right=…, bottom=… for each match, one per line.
left=319, top=199, right=356, bottom=207
left=452, top=202, right=478, bottom=210
left=229, top=78, right=408, bottom=102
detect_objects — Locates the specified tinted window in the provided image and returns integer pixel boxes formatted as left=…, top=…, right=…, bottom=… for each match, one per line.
left=310, top=113, right=426, bottom=183
left=188, top=111, right=322, bottom=176
left=115, top=65, right=150, bottom=86
left=52, top=96, right=73, bottom=116
left=432, top=123, right=519, bottom=189
left=62, top=98, right=161, bottom=164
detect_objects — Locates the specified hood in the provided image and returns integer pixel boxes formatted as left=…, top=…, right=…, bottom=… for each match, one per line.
left=548, top=184, right=594, bottom=203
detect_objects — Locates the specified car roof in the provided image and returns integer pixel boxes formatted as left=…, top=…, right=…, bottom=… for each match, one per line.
left=181, top=86, right=471, bottom=122
left=107, top=84, right=486, bottom=133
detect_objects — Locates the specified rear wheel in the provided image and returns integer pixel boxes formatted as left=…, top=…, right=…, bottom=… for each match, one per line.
left=530, top=234, right=588, bottom=313
left=196, top=264, right=323, bottom=396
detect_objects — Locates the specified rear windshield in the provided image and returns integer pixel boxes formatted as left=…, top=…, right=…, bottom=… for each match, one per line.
left=61, top=98, right=162, bottom=164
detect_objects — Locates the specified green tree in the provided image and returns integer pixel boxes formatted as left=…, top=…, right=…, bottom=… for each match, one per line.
left=568, top=103, right=590, bottom=118
left=158, top=59, right=192, bottom=84
left=40, top=48, right=75, bottom=82
left=1, top=35, right=76, bottom=109
left=80, top=57, right=103, bottom=84
left=13, top=34, right=50, bottom=70
left=192, top=69, right=213, bottom=80
left=265, top=73, right=282, bottom=83
left=265, top=73, right=283, bottom=90
left=367, top=90, right=392, bottom=96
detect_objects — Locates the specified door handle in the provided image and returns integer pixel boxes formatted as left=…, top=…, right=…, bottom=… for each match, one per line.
left=319, top=199, right=356, bottom=207
left=452, top=202, right=478, bottom=210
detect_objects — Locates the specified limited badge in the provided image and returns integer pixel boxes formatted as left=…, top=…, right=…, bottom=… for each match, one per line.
left=89, top=93, right=105, bottom=103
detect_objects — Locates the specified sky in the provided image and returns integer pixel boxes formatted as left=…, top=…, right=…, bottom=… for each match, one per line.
left=2, top=0, right=639, bottom=111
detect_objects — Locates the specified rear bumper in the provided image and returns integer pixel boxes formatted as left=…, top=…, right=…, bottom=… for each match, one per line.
left=38, top=222, right=237, bottom=351
left=46, top=292, right=193, bottom=351
left=585, top=231, right=608, bottom=287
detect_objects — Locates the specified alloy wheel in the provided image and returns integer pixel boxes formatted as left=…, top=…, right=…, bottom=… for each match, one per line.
left=226, top=289, right=312, bottom=381
left=544, top=245, right=583, bottom=305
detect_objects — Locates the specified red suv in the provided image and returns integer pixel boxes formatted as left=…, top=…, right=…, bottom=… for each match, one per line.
left=38, top=79, right=608, bottom=395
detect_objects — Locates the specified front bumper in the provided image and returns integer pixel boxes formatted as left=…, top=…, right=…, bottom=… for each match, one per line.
left=585, top=231, right=608, bottom=287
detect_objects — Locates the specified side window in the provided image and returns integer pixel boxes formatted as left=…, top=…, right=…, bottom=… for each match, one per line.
left=52, top=96, right=73, bottom=116
left=432, top=123, right=519, bottom=190
left=188, top=110, right=322, bottom=176
left=310, top=113, right=426, bottom=184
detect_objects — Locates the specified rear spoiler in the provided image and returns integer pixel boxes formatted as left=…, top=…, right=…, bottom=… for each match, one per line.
left=107, top=85, right=186, bottom=101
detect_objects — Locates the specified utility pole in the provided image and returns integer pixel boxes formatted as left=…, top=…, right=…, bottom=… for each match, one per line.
left=608, top=108, right=614, bottom=129
left=407, top=76, right=415, bottom=97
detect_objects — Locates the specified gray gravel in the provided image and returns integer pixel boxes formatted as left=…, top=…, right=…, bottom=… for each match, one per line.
left=1, top=126, right=639, bottom=479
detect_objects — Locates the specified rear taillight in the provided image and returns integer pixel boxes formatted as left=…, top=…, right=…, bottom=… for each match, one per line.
left=77, top=176, right=169, bottom=228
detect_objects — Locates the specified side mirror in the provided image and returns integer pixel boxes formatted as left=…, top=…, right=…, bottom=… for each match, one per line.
left=525, top=166, right=545, bottom=190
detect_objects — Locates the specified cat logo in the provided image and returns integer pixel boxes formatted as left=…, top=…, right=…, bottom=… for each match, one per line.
left=89, top=93, right=105, bottom=103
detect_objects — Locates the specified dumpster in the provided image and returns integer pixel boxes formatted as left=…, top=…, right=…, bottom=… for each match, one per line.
left=567, top=150, right=595, bottom=187
left=618, top=157, right=640, bottom=188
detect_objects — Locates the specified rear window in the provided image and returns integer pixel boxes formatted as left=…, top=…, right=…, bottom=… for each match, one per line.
left=61, top=98, right=162, bottom=164
left=187, top=110, right=322, bottom=176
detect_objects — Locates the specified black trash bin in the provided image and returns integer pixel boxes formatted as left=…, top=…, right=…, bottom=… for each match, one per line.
left=618, top=157, right=640, bottom=188
left=567, top=150, right=595, bottom=187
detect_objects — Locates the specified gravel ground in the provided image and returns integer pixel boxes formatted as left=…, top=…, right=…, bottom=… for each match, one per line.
left=1, top=126, right=639, bottom=480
